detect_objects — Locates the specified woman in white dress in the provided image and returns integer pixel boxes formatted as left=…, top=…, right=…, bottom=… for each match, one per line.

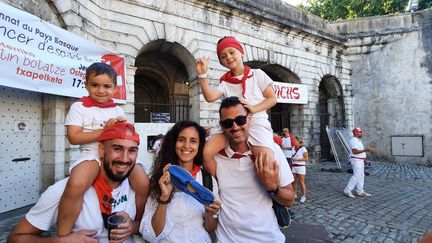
left=140, top=121, right=221, bottom=242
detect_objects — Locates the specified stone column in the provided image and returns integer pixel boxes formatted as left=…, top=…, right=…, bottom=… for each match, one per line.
left=41, top=94, right=67, bottom=191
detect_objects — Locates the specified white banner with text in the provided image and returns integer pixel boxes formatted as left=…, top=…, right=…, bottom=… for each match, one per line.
left=0, top=2, right=126, bottom=103
left=273, top=81, right=308, bottom=104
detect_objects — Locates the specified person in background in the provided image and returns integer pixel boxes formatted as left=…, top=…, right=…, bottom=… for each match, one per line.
left=281, top=128, right=295, bottom=168
left=140, top=121, right=221, bottom=242
left=291, top=137, right=309, bottom=203
left=343, top=128, right=374, bottom=198
left=205, top=127, right=212, bottom=141
left=152, top=134, right=164, bottom=155
left=273, top=132, right=282, bottom=148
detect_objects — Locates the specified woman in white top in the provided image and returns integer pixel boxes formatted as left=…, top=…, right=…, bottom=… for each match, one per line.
left=291, top=137, right=309, bottom=203
left=140, top=121, right=221, bottom=243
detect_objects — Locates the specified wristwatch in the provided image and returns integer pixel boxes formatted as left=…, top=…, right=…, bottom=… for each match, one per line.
left=267, top=186, right=280, bottom=197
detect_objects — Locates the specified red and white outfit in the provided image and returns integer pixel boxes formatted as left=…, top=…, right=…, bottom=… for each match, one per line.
left=345, top=137, right=367, bottom=193
left=65, top=98, right=125, bottom=171
left=282, top=135, right=295, bottom=159
left=292, top=146, right=308, bottom=175
left=214, top=144, right=294, bottom=243
left=26, top=176, right=136, bottom=243
left=215, top=68, right=274, bottom=149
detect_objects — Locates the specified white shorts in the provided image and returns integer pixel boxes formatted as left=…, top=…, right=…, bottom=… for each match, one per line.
left=292, top=165, right=306, bottom=175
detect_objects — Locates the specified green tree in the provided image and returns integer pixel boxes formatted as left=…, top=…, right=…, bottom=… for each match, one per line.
left=418, top=0, right=432, bottom=10
left=299, top=0, right=429, bottom=21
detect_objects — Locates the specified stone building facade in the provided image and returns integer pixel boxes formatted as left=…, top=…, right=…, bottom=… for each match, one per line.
left=0, top=0, right=430, bottom=213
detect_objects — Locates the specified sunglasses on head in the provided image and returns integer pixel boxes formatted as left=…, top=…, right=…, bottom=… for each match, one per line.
left=220, top=115, right=248, bottom=129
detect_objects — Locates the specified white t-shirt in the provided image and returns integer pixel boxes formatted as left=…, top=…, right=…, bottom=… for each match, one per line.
left=65, top=101, right=125, bottom=158
left=152, top=139, right=162, bottom=155
left=214, top=144, right=294, bottom=243
left=26, top=177, right=136, bottom=243
left=350, top=137, right=366, bottom=159
left=292, top=146, right=308, bottom=166
left=216, top=69, right=274, bottom=148
left=217, top=69, right=273, bottom=120
left=282, top=136, right=294, bottom=158
left=140, top=170, right=218, bottom=243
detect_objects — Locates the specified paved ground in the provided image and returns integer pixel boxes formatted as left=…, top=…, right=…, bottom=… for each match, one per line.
left=290, top=161, right=432, bottom=243
left=1, top=161, right=431, bottom=242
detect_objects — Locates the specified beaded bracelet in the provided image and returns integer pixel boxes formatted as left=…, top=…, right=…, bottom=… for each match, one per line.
left=157, top=196, right=171, bottom=204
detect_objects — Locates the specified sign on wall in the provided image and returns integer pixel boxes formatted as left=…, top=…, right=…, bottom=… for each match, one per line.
left=0, top=2, right=127, bottom=103
left=273, top=81, right=308, bottom=104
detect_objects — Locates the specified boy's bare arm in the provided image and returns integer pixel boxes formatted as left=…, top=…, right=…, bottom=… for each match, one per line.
left=196, top=57, right=223, bottom=102
left=67, top=125, right=103, bottom=145
left=242, top=85, right=276, bottom=114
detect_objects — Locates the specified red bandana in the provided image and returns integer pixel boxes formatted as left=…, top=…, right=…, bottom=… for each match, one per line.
left=218, top=149, right=255, bottom=160
left=79, top=96, right=116, bottom=108
left=220, top=65, right=254, bottom=97
left=188, top=164, right=202, bottom=177
left=93, top=173, right=114, bottom=216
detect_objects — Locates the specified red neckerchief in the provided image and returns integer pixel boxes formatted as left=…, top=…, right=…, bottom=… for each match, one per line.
left=79, top=96, right=116, bottom=108
left=93, top=173, right=114, bottom=216
left=218, top=149, right=255, bottom=160
left=188, top=164, right=201, bottom=177
left=220, top=65, right=254, bottom=97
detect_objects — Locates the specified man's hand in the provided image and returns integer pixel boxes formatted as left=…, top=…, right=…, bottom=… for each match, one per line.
left=254, top=153, right=279, bottom=191
left=204, top=200, right=222, bottom=218
left=108, top=212, right=136, bottom=243
left=61, top=230, right=97, bottom=243
left=365, top=146, right=375, bottom=152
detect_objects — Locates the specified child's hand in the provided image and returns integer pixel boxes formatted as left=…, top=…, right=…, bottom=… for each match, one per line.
left=196, top=57, right=210, bottom=75
left=104, top=116, right=125, bottom=128
left=240, top=98, right=257, bottom=114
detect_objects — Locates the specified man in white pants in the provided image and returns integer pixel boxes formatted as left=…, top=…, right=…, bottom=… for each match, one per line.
left=344, top=127, right=374, bottom=198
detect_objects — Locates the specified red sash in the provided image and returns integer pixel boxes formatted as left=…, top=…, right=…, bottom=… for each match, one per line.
left=220, top=66, right=254, bottom=97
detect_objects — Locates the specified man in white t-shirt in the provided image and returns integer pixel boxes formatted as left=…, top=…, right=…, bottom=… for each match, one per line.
left=281, top=128, right=295, bottom=167
left=343, top=127, right=374, bottom=198
left=8, top=122, right=149, bottom=243
left=151, top=134, right=163, bottom=155
left=213, top=96, right=295, bottom=243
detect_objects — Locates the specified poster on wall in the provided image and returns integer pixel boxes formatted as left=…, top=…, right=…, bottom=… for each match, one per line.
left=0, top=2, right=127, bottom=103
left=273, top=81, right=308, bottom=104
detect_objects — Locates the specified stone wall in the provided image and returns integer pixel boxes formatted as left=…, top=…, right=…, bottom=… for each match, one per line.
left=4, top=0, right=431, bottom=194
left=329, top=10, right=432, bottom=164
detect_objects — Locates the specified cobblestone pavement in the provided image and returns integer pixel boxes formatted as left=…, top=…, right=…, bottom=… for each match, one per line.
left=290, top=161, right=432, bottom=243
left=1, top=161, right=431, bottom=242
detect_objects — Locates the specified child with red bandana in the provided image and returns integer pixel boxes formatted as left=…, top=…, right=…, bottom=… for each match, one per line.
left=196, top=36, right=277, bottom=176
left=57, top=62, right=148, bottom=236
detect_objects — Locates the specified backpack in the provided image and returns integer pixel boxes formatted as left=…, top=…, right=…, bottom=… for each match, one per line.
left=201, top=168, right=213, bottom=192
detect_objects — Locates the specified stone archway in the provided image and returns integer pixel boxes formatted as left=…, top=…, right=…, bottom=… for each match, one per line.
left=319, top=75, right=345, bottom=160
left=134, top=40, right=196, bottom=122
left=244, top=61, right=301, bottom=134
